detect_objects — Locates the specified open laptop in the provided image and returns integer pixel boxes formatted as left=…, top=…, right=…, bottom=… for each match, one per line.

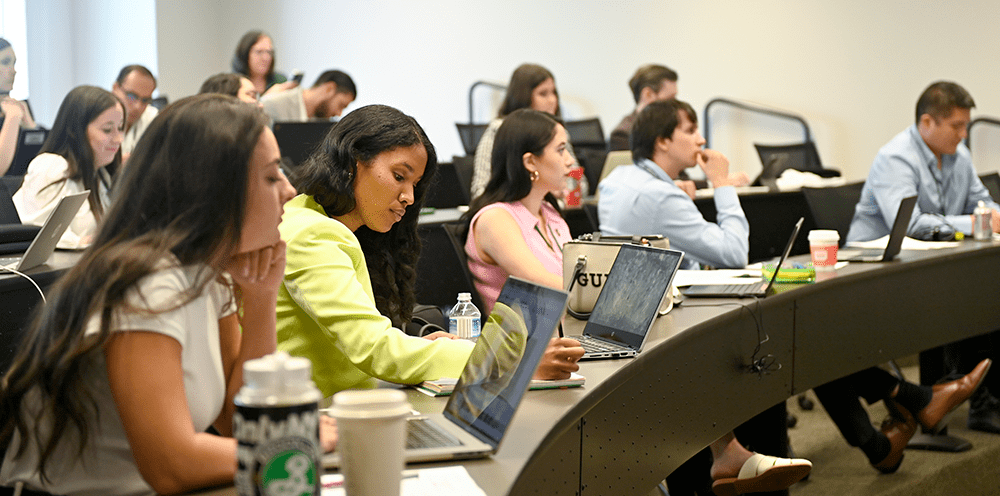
left=323, top=276, right=569, bottom=468
left=569, top=243, right=684, bottom=360
left=681, top=217, right=804, bottom=298
left=0, top=191, right=89, bottom=271
left=838, top=195, right=917, bottom=262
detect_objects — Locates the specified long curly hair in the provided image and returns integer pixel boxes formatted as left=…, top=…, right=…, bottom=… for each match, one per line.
left=291, top=104, right=438, bottom=324
left=0, top=94, right=267, bottom=480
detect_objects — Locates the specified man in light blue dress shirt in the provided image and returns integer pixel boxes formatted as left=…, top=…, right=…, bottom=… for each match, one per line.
left=848, top=81, right=1000, bottom=242
left=598, top=99, right=749, bottom=269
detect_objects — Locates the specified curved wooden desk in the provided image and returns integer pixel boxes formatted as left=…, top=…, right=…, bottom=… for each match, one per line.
left=195, top=241, right=1000, bottom=496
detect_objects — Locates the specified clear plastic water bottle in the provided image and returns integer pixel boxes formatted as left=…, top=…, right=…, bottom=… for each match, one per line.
left=973, top=200, right=992, bottom=240
left=449, top=292, right=481, bottom=340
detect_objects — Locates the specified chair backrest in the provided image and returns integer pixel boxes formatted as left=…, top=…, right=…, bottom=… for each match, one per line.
left=424, top=161, right=470, bottom=208
left=754, top=141, right=823, bottom=180
left=453, top=155, right=475, bottom=200
left=598, top=150, right=633, bottom=185
left=564, top=118, right=606, bottom=148
left=456, top=123, right=490, bottom=156
left=6, top=127, right=48, bottom=177
left=0, top=179, right=20, bottom=224
left=979, top=172, right=1000, bottom=202
left=800, top=181, right=865, bottom=246
left=414, top=221, right=485, bottom=311
left=272, top=121, right=336, bottom=168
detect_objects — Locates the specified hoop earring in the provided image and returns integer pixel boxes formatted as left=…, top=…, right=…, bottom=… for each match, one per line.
left=530, top=170, right=539, bottom=182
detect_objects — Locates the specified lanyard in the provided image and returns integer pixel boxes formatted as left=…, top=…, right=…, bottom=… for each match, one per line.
left=634, top=159, right=667, bottom=182
left=534, top=222, right=560, bottom=252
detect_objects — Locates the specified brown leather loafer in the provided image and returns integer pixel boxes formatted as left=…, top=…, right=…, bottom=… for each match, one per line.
left=918, top=358, right=992, bottom=432
left=873, top=410, right=917, bottom=474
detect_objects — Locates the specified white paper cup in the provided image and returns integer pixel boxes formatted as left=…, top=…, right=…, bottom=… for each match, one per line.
left=329, top=389, right=411, bottom=496
left=808, top=229, right=840, bottom=271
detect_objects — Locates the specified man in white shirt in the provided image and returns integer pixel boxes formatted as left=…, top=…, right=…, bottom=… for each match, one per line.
left=261, top=70, right=356, bottom=123
left=111, top=65, right=158, bottom=160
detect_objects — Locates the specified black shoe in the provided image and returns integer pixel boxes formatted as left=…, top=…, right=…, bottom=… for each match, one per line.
left=968, top=407, right=1000, bottom=434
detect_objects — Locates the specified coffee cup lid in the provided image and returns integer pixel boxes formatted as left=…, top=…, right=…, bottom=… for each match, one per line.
left=329, top=389, right=411, bottom=419
left=807, top=229, right=840, bottom=242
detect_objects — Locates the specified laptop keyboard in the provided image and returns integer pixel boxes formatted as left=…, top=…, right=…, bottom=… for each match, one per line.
left=713, top=282, right=764, bottom=294
left=577, top=335, right=628, bottom=354
left=407, top=418, right=463, bottom=449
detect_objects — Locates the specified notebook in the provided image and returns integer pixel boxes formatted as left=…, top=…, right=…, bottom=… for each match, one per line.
left=570, top=243, right=684, bottom=360
left=681, top=217, right=804, bottom=298
left=0, top=191, right=89, bottom=271
left=838, top=196, right=917, bottom=262
left=323, top=276, right=569, bottom=468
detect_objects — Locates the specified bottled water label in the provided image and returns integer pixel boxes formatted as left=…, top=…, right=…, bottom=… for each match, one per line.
left=450, top=315, right=481, bottom=340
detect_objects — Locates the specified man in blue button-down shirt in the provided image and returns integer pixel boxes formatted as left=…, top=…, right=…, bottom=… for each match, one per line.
left=598, top=99, right=749, bottom=269
left=848, top=81, right=1000, bottom=242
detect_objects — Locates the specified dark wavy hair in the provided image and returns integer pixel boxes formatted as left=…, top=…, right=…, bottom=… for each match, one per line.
left=498, top=63, right=559, bottom=118
left=231, top=30, right=277, bottom=84
left=0, top=94, right=267, bottom=480
left=39, top=85, right=124, bottom=219
left=291, top=104, right=437, bottom=324
left=199, top=72, right=245, bottom=97
left=463, top=109, right=562, bottom=236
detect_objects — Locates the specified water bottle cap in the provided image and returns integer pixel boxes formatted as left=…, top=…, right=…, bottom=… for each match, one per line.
left=238, top=351, right=322, bottom=406
left=979, top=200, right=986, bottom=207
left=458, top=292, right=471, bottom=301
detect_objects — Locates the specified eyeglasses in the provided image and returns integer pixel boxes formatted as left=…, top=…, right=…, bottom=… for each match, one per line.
left=124, top=91, right=154, bottom=105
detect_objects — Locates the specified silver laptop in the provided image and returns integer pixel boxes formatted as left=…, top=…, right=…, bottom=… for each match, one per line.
left=839, top=196, right=917, bottom=262
left=323, top=276, right=569, bottom=468
left=681, top=217, right=804, bottom=298
left=0, top=191, right=89, bottom=271
left=571, top=243, right=684, bottom=360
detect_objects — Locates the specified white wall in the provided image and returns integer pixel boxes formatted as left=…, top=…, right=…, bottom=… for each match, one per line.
left=32, top=0, right=1000, bottom=181
left=26, top=0, right=157, bottom=127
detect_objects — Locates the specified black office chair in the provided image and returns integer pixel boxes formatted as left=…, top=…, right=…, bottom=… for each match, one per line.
left=413, top=221, right=485, bottom=312
left=979, top=172, right=1000, bottom=202
left=799, top=181, right=865, bottom=246
left=455, top=123, right=490, bottom=156
left=753, top=141, right=840, bottom=186
left=423, top=161, right=470, bottom=209
left=564, top=118, right=606, bottom=148
left=453, top=155, right=475, bottom=200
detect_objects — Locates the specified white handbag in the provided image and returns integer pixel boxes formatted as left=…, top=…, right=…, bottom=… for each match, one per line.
left=562, top=233, right=675, bottom=317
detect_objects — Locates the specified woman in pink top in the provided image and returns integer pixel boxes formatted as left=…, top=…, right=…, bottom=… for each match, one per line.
left=463, top=109, right=573, bottom=312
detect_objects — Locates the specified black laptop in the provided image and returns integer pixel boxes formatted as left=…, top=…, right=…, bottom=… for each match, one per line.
left=681, top=217, right=804, bottom=298
left=838, top=196, right=917, bottom=262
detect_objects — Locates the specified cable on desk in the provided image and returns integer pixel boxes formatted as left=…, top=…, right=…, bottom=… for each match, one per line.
left=0, top=265, right=47, bottom=305
left=565, top=255, right=590, bottom=321
left=678, top=298, right=781, bottom=378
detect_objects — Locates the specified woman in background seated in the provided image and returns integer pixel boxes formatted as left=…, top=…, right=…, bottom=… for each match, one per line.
left=13, top=86, right=122, bottom=249
left=464, top=108, right=811, bottom=496
left=231, top=30, right=296, bottom=97
left=464, top=108, right=572, bottom=312
left=470, top=63, right=576, bottom=199
left=199, top=72, right=262, bottom=106
left=0, top=37, right=37, bottom=177
left=277, top=104, right=583, bottom=398
left=0, top=94, right=335, bottom=495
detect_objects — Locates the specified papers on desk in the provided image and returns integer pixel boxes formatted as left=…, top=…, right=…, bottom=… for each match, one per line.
left=694, top=186, right=770, bottom=199
left=321, top=466, right=485, bottom=495
left=845, top=235, right=961, bottom=250
left=673, top=269, right=761, bottom=287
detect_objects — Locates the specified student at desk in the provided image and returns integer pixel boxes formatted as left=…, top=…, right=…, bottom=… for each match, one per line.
left=0, top=95, right=336, bottom=495
left=275, top=104, right=582, bottom=398
left=13, top=86, right=123, bottom=249
left=599, top=99, right=750, bottom=270
left=463, top=108, right=809, bottom=496
left=846, top=81, right=1000, bottom=435
left=0, top=37, right=37, bottom=177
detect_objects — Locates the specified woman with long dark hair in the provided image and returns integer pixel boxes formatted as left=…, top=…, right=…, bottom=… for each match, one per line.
left=277, top=104, right=583, bottom=398
left=0, top=94, right=334, bottom=495
left=231, top=30, right=296, bottom=97
left=13, top=85, right=122, bottom=249
left=464, top=109, right=572, bottom=311
left=470, top=63, right=572, bottom=198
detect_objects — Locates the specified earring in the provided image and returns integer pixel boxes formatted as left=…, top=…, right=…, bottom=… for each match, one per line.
left=530, top=170, right=539, bottom=182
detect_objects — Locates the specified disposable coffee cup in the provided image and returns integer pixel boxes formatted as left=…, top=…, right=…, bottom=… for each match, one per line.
left=329, top=389, right=411, bottom=496
left=808, top=229, right=840, bottom=271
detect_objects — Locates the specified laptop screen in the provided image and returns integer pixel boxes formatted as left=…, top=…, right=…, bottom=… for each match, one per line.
left=583, top=244, right=683, bottom=351
left=442, top=277, right=568, bottom=449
